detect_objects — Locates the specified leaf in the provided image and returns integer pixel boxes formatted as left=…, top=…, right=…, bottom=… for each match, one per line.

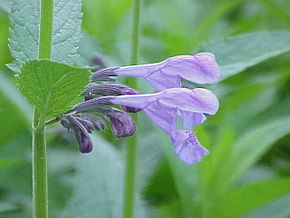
left=0, top=89, right=27, bottom=146
left=195, top=31, right=290, bottom=80
left=243, top=193, right=290, bottom=218
left=0, top=73, right=32, bottom=124
left=227, top=117, right=290, bottom=187
left=9, top=0, right=82, bottom=70
left=17, top=60, right=90, bottom=118
left=0, top=202, right=19, bottom=213
left=59, top=134, right=145, bottom=218
left=214, top=178, right=290, bottom=218
left=52, top=0, right=82, bottom=65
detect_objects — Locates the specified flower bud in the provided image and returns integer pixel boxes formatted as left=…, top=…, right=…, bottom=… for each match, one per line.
left=65, top=115, right=93, bottom=153
left=91, top=67, right=119, bottom=82
left=77, top=114, right=106, bottom=131
left=105, top=109, right=136, bottom=138
left=72, top=97, right=112, bottom=113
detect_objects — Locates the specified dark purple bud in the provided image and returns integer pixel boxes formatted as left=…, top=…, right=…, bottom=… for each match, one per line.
left=72, top=97, right=112, bottom=113
left=81, top=83, right=125, bottom=100
left=76, top=117, right=95, bottom=133
left=75, top=129, right=93, bottom=153
left=77, top=114, right=106, bottom=131
left=66, top=115, right=93, bottom=153
left=91, top=67, right=119, bottom=82
left=105, top=109, right=136, bottom=138
left=91, top=53, right=106, bottom=68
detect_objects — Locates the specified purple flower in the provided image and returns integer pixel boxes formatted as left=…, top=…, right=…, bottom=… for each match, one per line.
left=111, top=52, right=220, bottom=91
left=74, top=88, right=218, bottom=164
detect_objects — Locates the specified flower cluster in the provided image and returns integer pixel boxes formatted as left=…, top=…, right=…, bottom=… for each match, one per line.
left=61, top=52, right=220, bottom=164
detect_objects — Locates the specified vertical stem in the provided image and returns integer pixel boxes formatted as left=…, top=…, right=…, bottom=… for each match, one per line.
left=32, top=110, right=48, bottom=218
left=39, top=0, right=54, bottom=59
left=122, top=0, right=141, bottom=218
left=33, top=0, right=53, bottom=217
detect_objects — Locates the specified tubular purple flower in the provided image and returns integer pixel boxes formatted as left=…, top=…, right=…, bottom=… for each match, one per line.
left=100, top=88, right=219, bottom=164
left=111, top=52, right=220, bottom=91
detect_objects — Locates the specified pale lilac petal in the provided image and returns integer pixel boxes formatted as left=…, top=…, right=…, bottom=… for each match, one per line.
left=109, top=88, right=219, bottom=116
left=171, top=130, right=209, bottom=164
left=159, top=88, right=219, bottom=115
left=180, top=111, right=206, bottom=130
left=143, top=101, right=177, bottom=135
left=114, top=52, right=220, bottom=91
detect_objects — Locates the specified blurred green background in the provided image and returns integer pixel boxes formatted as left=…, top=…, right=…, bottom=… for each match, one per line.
left=1, top=0, right=290, bottom=217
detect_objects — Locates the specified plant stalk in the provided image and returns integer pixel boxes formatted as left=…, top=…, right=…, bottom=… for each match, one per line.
left=33, top=0, right=53, bottom=217
left=122, top=0, right=141, bottom=218
left=32, top=110, right=48, bottom=218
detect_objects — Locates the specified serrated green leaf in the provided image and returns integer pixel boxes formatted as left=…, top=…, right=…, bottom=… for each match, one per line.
left=17, top=60, right=90, bottom=118
left=9, top=0, right=82, bottom=70
left=214, top=178, right=290, bottom=218
left=195, top=31, right=290, bottom=80
left=52, top=0, right=82, bottom=65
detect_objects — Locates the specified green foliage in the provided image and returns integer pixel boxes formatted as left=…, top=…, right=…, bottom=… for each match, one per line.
left=9, top=0, right=82, bottom=70
left=227, top=117, right=290, bottom=186
left=215, top=178, right=290, bottom=217
left=60, top=135, right=146, bottom=218
left=1, top=0, right=290, bottom=217
left=17, top=60, right=90, bottom=118
left=196, top=31, right=290, bottom=80
left=244, top=194, right=290, bottom=218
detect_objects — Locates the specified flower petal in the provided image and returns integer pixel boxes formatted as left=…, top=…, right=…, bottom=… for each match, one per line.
left=180, top=111, right=206, bottom=130
left=171, top=130, right=209, bottom=164
left=144, top=101, right=177, bottom=135
left=114, top=53, right=220, bottom=91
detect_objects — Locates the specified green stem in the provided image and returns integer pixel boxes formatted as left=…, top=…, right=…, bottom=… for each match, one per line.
left=33, top=0, right=53, bottom=217
left=122, top=0, right=141, bottom=218
left=32, top=110, right=48, bottom=218
left=39, top=0, right=54, bottom=59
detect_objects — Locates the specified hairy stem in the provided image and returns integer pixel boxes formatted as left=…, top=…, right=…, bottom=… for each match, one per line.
left=122, top=0, right=141, bottom=218
left=33, top=0, right=54, bottom=217
left=32, top=110, right=48, bottom=218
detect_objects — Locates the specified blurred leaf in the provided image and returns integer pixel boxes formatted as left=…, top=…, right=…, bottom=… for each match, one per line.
left=0, top=73, right=31, bottom=124
left=215, top=178, right=290, bottom=218
left=136, top=116, right=164, bottom=190
left=59, top=134, right=145, bottom=218
left=227, top=117, right=290, bottom=187
left=9, top=0, right=82, bottom=70
left=0, top=202, right=19, bottom=213
left=17, top=60, right=90, bottom=118
left=0, top=90, right=27, bottom=146
left=243, top=193, right=290, bottom=218
left=190, top=0, right=248, bottom=48
left=0, top=159, right=22, bottom=169
left=82, top=0, right=131, bottom=54
left=196, top=31, right=290, bottom=80
left=76, top=33, right=101, bottom=67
